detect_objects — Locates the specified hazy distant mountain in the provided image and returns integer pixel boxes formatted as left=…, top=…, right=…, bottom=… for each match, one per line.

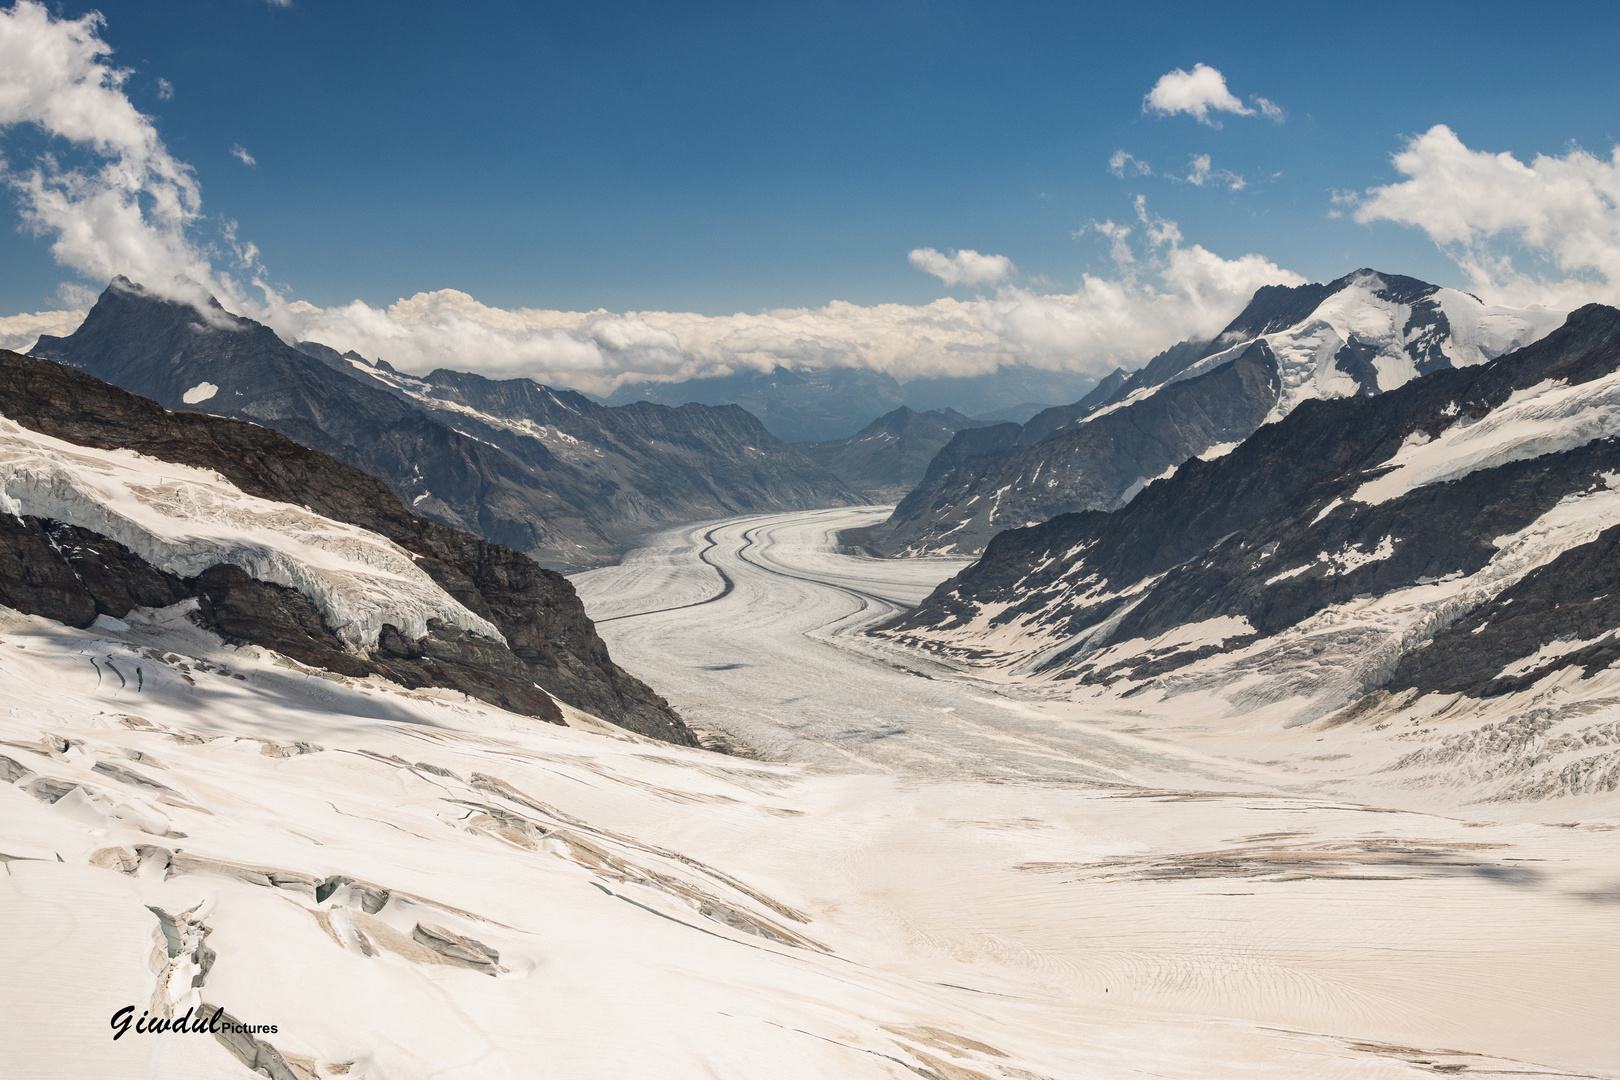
left=30, top=278, right=858, bottom=569
left=603, top=365, right=1097, bottom=442
left=877, top=304, right=1620, bottom=749
left=867, top=270, right=1564, bottom=558
left=796, top=406, right=992, bottom=499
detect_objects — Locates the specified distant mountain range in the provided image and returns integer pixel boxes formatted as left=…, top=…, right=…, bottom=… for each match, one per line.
left=795, top=406, right=991, bottom=500
left=601, top=364, right=1095, bottom=442
left=30, top=278, right=858, bottom=568
left=865, top=270, right=1564, bottom=557
left=877, top=303, right=1620, bottom=757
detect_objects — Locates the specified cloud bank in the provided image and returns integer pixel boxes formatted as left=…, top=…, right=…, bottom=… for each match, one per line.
left=261, top=200, right=1302, bottom=395
left=1353, top=125, right=1620, bottom=308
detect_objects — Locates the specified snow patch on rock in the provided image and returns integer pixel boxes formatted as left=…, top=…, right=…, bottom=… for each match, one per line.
left=0, top=413, right=504, bottom=649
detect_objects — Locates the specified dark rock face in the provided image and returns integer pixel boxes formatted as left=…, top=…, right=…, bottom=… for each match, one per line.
left=29, top=279, right=856, bottom=568
left=876, top=341, right=1281, bottom=555
left=381, top=367, right=860, bottom=543
left=795, top=406, right=993, bottom=499
left=1385, top=523, right=1620, bottom=698
left=0, top=348, right=696, bottom=745
left=879, top=305, right=1620, bottom=704
left=867, top=270, right=1520, bottom=558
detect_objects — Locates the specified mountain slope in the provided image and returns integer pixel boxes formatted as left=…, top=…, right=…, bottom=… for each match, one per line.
left=31, top=279, right=857, bottom=568
left=0, top=348, right=696, bottom=744
left=603, top=364, right=1098, bottom=442
left=876, top=305, right=1620, bottom=769
left=869, top=270, right=1564, bottom=557
left=795, top=406, right=991, bottom=498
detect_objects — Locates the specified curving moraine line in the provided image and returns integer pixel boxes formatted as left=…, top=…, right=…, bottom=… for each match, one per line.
left=593, top=524, right=737, bottom=624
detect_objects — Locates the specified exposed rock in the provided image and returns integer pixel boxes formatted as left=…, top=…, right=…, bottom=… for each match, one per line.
left=796, top=406, right=992, bottom=499
left=878, top=304, right=1620, bottom=705
left=869, top=270, right=1560, bottom=557
left=29, top=278, right=857, bottom=568
left=0, top=348, right=695, bottom=744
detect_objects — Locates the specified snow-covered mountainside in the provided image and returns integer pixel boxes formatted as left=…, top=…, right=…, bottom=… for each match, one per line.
left=870, top=270, right=1565, bottom=557
left=30, top=278, right=858, bottom=568
left=877, top=303, right=1620, bottom=793
left=0, top=348, right=694, bottom=744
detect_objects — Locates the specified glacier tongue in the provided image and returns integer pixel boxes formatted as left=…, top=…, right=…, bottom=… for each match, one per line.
left=0, top=413, right=504, bottom=649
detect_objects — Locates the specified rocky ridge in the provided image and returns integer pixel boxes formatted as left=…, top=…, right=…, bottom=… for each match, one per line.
left=869, top=270, right=1563, bottom=557
left=0, top=348, right=696, bottom=745
left=876, top=304, right=1620, bottom=760
left=31, top=279, right=857, bottom=568
left=795, top=406, right=991, bottom=500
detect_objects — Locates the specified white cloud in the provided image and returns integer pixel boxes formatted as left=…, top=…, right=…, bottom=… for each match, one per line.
left=1108, top=149, right=1152, bottom=178
left=1144, top=64, right=1253, bottom=127
left=155, top=77, right=173, bottom=101
left=0, top=1, right=251, bottom=308
left=0, top=307, right=84, bottom=352
left=1254, top=96, right=1284, bottom=123
left=977, top=197, right=1303, bottom=366
left=907, top=247, right=1014, bottom=288
left=0, top=2, right=1305, bottom=398
left=258, top=197, right=1301, bottom=393
left=1353, top=125, right=1620, bottom=307
left=230, top=143, right=256, bottom=167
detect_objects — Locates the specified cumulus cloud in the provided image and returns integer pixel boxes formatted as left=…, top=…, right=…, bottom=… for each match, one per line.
left=1254, top=96, right=1284, bottom=123
left=0, top=1, right=252, bottom=309
left=907, top=247, right=1014, bottom=288
left=977, top=197, right=1303, bottom=365
left=155, top=77, right=173, bottom=101
left=1145, top=64, right=1252, bottom=126
left=1353, top=125, right=1620, bottom=307
left=230, top=143, right=256, bottom=167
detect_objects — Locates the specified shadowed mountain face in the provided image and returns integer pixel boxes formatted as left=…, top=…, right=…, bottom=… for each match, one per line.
left=0, top=348, right=697, bottom=744
left=866, top=270, right=1563, bottom=558
left=795, top=407, right=992, bottom=499
left=877, top=305, right=1620, bottom=726
left=30, top=279, right=858, bottom=569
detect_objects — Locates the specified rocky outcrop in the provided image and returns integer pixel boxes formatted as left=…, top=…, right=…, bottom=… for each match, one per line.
left=876, top=341, right=1282, bottom=555
left=30, top=279, right=857, bottom=568
left=0, top=348, right=696, bottom=744
left=877, top=305, right=1620, bottom=710
left=867, top=271, right=1561, bottom=557
left=796, top=406, right=991, bottom=499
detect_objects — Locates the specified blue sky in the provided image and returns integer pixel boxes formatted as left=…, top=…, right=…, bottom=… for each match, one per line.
left=1, top=1, right=1618, bottom=390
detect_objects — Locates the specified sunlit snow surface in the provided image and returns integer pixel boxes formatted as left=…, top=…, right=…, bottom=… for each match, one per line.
left=2, top=507, right=1617, bottom=1078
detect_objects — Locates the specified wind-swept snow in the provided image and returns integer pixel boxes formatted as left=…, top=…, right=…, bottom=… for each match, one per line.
left=3, top=507, right=1617, bottom=1077
left=1354, top=370, right=1620, bottom=504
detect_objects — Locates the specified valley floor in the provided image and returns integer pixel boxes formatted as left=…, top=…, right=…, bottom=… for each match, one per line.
left=2, top=508, right=1615, bottom=1078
